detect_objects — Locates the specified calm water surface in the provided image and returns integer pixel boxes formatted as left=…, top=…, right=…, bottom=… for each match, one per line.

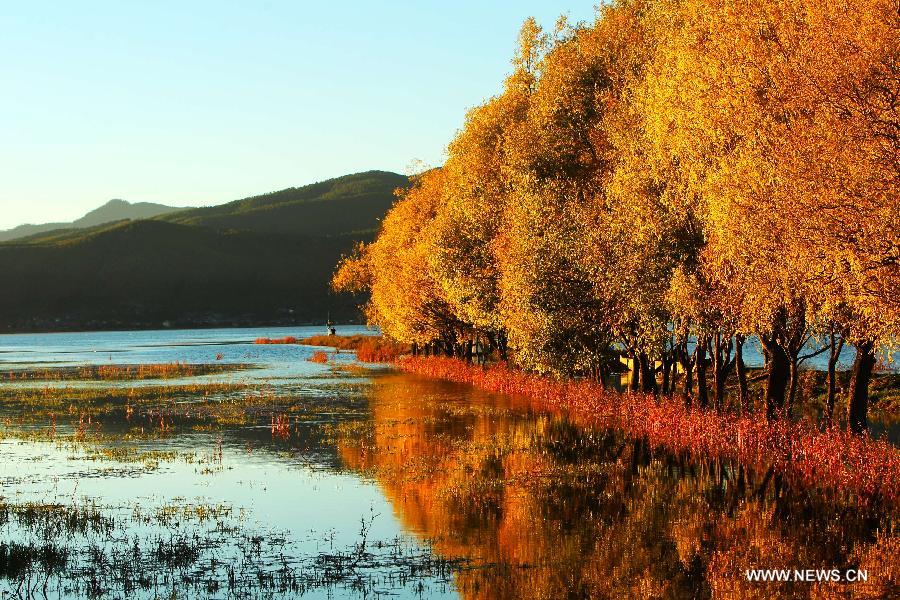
left=0, top=327, right=895, bottom=599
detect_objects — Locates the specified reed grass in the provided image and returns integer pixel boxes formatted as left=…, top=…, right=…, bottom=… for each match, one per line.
left=355, top=338, right=403, bottom=362
left=253, top=334, right=405, bottom=363
left=254, top=336, right=299, bottom=344
left=299, top=335, right=404, bottom=362
left=308, top=351, right=329, bottom=363
left=2, top=362, right=246, bottom=382
left=299, top=334, right=372, bottom=349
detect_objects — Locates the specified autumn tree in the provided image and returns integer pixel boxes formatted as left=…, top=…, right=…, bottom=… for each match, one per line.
left=333, top=170, right=464, bottom=353
left=494, top=13, right=636, bottom=378
left=426, top=20, right=542, bottom=358
left=334, top=0, right=897, bottom=434
left=637, top=0, right=898, bottom=427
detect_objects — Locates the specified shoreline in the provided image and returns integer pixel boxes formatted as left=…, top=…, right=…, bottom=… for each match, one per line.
left=394, top=356, right=900, bottom=511
left=0, top=321, right=369, bottom=336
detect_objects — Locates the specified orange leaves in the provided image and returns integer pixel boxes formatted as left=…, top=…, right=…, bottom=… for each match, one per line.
left=331, top=242, right=371, bottom=295
left=643, top=0, right=900, bottom=343
left=360, top=169, right=461, bottom=346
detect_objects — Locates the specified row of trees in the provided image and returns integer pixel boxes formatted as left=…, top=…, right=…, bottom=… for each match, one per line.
left=334, top=0, right=899, bottom=433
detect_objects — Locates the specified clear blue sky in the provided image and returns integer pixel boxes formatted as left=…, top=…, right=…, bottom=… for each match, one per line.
left=0, top=0, right=598, bottom=229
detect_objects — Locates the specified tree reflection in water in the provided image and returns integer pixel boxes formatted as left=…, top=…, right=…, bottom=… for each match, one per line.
left=338, top=373, right=897, bottom=599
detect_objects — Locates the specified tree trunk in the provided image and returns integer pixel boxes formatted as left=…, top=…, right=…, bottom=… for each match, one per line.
left=596, top=362, right=607, bottom=390
left=671, top=353, right=681, bottom=394
left=712, top=333, right=734, bottom=411
left=443, top=336, right=456, bottom=357
left=824, top=330, right=844, bottom=427
left=668, top=358, right=678, bottom=394
left=641, top=352, right=658, bottom=394
left=497, top=330, right=508, bottom=361
left=681, top=346, right=694, bottom=406
left=629, top=354, right=640, bottom=392
left=848, top=340, right=876, bottom=435
left=782, top=305, right=808, bottom=419
left=637, top=353, right=647, bottom=390
left=787, top=359, right=799, bottom=418
left=661, top=354, right=671, bottom=396
left=696, top=338, right=709, bottom=408
left=735, top=335, right=749, bottom=415
left=763, top=337, right=790, bottom=420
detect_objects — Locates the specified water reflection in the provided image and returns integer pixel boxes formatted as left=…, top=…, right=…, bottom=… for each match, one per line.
left=0, top=359, right=455, bottom=598
left=339, top=373, right=898, bottom=599
left=0, top=324, right=896, bottom=598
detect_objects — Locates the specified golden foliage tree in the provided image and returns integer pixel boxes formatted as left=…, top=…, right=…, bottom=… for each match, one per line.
left=334, top=0, right=898, bottom=433
left=334, top=170, right=463, bottom=352
left=426, top=21, right=539, bottom=355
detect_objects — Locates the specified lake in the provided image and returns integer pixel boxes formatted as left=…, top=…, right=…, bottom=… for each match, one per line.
left=0, top=327, right=895, bottom=598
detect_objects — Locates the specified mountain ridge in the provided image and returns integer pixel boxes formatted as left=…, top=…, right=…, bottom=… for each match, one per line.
left=158, top=170, right=408, bottom=237
left=0, top=170, right=408, bottom=332
left=0, top=199, right=186, bottom=242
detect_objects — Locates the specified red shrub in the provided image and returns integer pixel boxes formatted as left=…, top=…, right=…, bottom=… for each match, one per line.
left=356, top=338, right=403, bottom=363
left=271, top=414, right=290, bottom=439
left=308, top=350, right=329, bottom=363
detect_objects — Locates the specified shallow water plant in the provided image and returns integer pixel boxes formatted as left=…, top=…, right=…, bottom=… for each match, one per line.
left=309, top=351, right=330, bottom=363
left=1, top=363, right=248, bottom=382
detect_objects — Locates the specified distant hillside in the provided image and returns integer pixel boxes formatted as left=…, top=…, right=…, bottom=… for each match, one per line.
left=9, top=221, right=132, bottom=245
left=0, top=171, right=408, bottom=332
left=158, top=170, right=408, bottom=236
left=0, top=199, right=185, bottom=242
left=0, top=220, right=364, bottom=331
left=77, top=199, right=187, bottom=228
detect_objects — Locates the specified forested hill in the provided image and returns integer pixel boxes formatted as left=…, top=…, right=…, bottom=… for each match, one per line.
left=0, top=171, right=408, bottom=332
left=158, top=170, right=409, bottom=236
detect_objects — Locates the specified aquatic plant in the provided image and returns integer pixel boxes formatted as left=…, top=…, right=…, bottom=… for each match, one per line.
left=298, top=334, right=404, bottom=363
left=0, top=541, right=68, bottom=582
left=0, top=494, right=464, bottom=599
left=271, top=413, right=291, bottom=438
left=1, top=362, right=245, bottom=382
left=309, top=350, right=329, bottom=363
left=300, top=334, right=372, bottom=349
left=254, top=336, right=299, bottom=344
